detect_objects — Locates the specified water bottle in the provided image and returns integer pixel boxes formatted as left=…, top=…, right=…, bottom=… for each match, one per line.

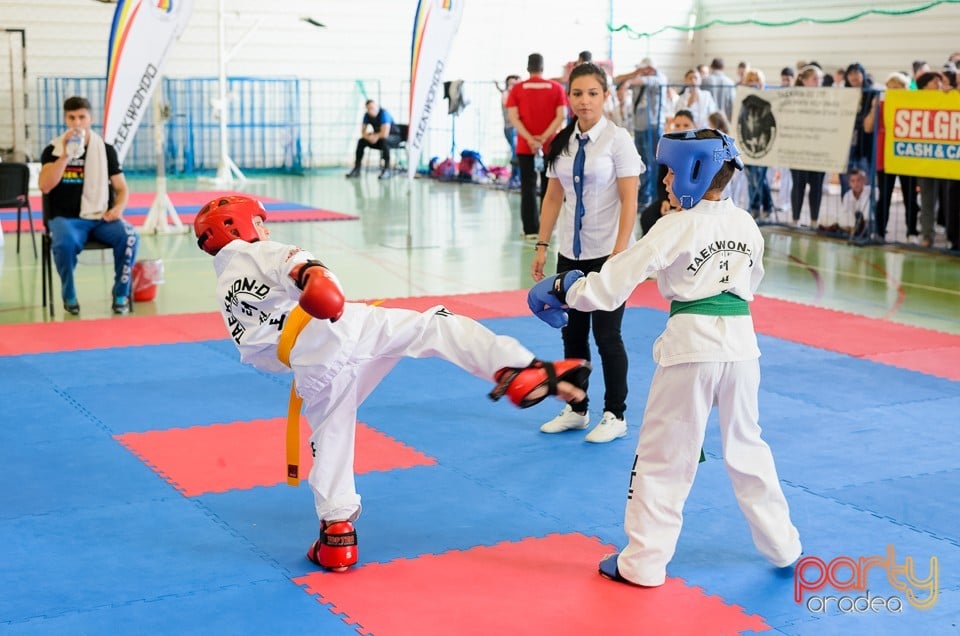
left=534, top=148, right=544, bottom=173
left=66, top=129, right=85, bottom=160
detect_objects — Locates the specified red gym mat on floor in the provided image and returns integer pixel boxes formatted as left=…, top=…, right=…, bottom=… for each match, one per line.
left=115, top=418, right=436, bottom=497
left=3, top=284, right=957, bottom=381
left=294, top=533, right=768, bottom=636
left=2, top=190, right=357, bottom=232
left=0, top=311, right=228, bottom=355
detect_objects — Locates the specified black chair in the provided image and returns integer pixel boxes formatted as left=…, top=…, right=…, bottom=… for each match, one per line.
left=0, top=162, right=36, bottom=257
left=41, top=194, right=134, bottom=317
left=389, top=123, right=409, bottom=171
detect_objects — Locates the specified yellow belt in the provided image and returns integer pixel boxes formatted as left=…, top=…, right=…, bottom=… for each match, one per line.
left=277, top=305, right=312, bottom=486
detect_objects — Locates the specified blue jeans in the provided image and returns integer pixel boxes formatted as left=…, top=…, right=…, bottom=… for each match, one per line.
left=746, top=166, right=773, bottom=214
left=633, top=127, right=661, bottom=206
left=49, top=216, right=139, bottom=301
left=504, top=127, right=519, bottom=184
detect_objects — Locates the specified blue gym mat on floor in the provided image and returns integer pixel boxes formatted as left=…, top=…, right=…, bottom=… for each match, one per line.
left=2, top=308, right=957, bottom=634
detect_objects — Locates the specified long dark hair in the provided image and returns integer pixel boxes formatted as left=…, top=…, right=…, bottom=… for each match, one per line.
left=544, top=63, right=608, bottom=172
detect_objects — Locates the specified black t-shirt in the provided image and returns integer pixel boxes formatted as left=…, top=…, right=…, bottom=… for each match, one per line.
left=40, top=141, right=122, bottom=219
left=362, top=108, right=395, bottom=134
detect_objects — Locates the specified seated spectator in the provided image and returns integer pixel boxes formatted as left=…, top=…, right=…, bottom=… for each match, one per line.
left=37, top=96, right=138, bottom=315
left=820, top=168, right=869, bottom=238
left=345, top=100, right=400, bottom=180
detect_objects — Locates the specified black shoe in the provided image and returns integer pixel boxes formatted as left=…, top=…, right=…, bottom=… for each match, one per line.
left=345, top=168, right=360, bottom=178
left=63, top=299, right=80, bottom=315
left=112, top=295, right=130, bottom=315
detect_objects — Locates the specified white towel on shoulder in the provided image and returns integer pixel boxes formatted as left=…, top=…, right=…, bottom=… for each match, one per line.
left=50, top=130, right=110, bottom=220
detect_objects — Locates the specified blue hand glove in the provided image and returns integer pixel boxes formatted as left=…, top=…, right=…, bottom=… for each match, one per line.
left=527, top=270, right=585, bottom=328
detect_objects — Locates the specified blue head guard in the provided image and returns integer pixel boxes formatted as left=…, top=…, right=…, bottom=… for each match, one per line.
left=656, top=129, right=744, bottom=209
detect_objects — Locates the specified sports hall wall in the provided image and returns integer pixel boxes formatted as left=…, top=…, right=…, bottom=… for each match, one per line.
left=0, top=0, right=957, bottom=172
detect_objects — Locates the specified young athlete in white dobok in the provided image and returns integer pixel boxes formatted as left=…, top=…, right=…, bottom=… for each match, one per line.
left=528, top=129, right=802, bottom=586
left=194, top=196, right=589, bottom=572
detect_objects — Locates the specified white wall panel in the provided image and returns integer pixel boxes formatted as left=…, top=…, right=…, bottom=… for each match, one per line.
left=12, top=1, right=952, bottom=165
left=694, top=0, right=960, bottom=84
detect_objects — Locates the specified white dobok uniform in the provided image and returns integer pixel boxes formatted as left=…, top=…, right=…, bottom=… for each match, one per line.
left=212, top=240, right=535, bottom=523
left=565, top=198, right=802, bottom=586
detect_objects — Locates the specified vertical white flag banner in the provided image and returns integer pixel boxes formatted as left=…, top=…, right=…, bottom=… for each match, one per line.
left=407, top=0, right=464, bottom=180
left=103, top=0, right=194, bottom=163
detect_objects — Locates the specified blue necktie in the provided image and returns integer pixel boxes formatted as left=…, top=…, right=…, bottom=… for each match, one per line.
left=572, top=134, right=589, bottom=258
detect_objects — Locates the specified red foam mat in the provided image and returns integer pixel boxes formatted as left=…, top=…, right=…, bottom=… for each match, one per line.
left=4, top=190, right=356, bottom=232
left=2, top=208, right=356, bottom=233
left=0, top=312, right=228, bottom=355
left=25, top=190, right=280, bottom=211
left=115, top=418, right=435, bottom=497
left=3, top=284, right=958, bottom=380
left=294, top=533, right=768, bottom=636
left=865, top=345, right=960, bottom=380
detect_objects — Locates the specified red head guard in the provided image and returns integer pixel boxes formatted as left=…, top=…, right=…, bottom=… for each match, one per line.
left=194, top=196, right=267, bottom=255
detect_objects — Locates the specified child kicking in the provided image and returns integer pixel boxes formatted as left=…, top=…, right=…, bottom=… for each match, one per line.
left=528, top=129, right=802, bottom=586
left=194, top=196, right=589, bottom=572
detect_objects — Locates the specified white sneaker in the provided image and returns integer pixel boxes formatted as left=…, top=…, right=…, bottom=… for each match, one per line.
left=540, top=405, right=589, bottom=433
left=585, top=411, right=627, bottom=443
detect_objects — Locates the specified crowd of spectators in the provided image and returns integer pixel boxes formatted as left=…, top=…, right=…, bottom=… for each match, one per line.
left=495, top=51, right=959, bottom=251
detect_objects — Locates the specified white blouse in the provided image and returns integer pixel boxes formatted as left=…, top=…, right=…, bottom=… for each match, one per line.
left=546, top=116, right=645, bottom=260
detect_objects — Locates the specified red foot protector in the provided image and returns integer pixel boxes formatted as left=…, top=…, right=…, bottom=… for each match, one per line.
left=115, top=418, right=435, bottom=497
left=293, top=533, right=769, bottom=636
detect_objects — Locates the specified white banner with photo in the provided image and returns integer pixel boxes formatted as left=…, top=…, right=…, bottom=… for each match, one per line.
left=730, top=87, right=861, bottom=173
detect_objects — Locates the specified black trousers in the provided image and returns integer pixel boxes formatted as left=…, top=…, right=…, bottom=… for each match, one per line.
left=517, top=153, right=546, bottom=235
left=876, top=172, right=919, bottom=238
left=790, top=170, right=825, bottom=223
left=556, top=253, right=628, bottom=418
left=354, top=136, right=400, bottom=169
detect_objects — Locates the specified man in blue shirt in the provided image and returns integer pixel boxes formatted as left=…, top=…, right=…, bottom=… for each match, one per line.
left=346, top=100, right=400, bottom=179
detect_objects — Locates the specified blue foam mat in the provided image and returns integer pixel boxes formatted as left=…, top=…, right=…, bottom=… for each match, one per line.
left=2, top=309, right=957, bottom=634
left=2, top=579, right=359, bottom=635
left=0, top=498, right=283, bottom=623
left=0, top=435, right=174, bottom=520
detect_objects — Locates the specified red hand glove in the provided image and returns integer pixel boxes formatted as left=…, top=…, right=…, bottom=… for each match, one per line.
left=292, top=263, right=345, bottom=321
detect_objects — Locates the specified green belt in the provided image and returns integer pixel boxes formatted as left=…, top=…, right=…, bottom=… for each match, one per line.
left=669, top=292, right=750, bottom=317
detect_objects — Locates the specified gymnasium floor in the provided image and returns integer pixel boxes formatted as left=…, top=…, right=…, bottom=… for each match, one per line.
left=1, top=171, right=958, bottom=635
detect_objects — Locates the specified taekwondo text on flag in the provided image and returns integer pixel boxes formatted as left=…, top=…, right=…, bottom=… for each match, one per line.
left=103, top=0, right=194, bottom=163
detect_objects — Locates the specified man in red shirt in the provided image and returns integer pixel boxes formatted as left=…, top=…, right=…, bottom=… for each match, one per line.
left=507, top=53, right=568, bottom=238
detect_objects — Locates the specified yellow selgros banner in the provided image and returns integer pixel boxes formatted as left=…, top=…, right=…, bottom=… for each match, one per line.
left=884, top=89, right=960, bottom=180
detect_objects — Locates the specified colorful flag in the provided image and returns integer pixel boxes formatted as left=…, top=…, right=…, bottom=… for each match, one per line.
left=103, top=0, right=194, bottom=163
left=407, top=0, right=464, bottom=180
